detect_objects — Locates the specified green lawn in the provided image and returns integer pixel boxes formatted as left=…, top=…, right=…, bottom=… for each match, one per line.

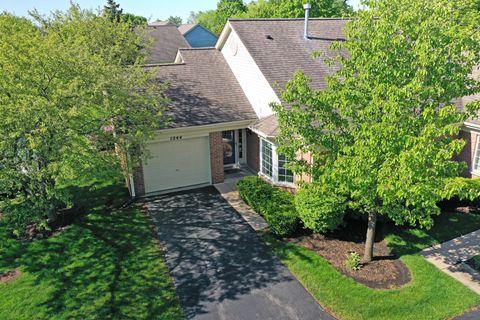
left=384, top=211, right=480, bottom=256
left=0, top=183, right=183, bottom=320
left=263, top=211, right=480, bottom=320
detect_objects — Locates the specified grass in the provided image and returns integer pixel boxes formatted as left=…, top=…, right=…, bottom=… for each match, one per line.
left=0, top=181, right=183, bottom=320
left=264, top=234, right=480, bottom=320
left=262, top=210, right=480, bottom=320
left=384, top=211, right=480, bottom=256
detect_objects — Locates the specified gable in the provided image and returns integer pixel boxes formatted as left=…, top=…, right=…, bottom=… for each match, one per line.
left=219, top=25, right=279, bottom=119
left=184, top=25, right=218, bottom=48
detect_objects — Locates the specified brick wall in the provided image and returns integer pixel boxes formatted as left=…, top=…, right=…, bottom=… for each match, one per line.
left=209, top=132, right=225, bottom=184
left=247, top=129, right=260, bottom=173
left=458, top=130, right=479, bottom=178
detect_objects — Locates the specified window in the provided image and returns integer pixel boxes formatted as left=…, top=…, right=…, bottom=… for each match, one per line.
left=260, top=138, right=295, bottom=185
left=261, top=139, right=273, bottom=178
left=474, top=136, right=480, bottom=173
left=278, top=155, right=294, bottom=183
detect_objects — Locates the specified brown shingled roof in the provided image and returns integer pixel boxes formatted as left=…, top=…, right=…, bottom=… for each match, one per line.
left=155, top=48, right=257, bottom=128
left=178, top=23, right=197, bottom=35
left=250, top=115, right=280, bottom=138
left=228, top=18, right=348, bottom=97
left=146, top=25, right=190, bottom=64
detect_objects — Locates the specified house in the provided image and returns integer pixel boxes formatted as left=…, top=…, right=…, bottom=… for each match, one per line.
left=146, top=22, right=190, bottom=64
left=130, top=18, right=346, bottom=196
left=178, top=23, right=218, bottom=48
left=129, top=17, right=480, bottom=197
left=456, top=72, right=480, bottom=178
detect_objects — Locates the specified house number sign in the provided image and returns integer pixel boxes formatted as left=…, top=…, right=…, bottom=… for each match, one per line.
left=169, top=136, right=183, bottom=141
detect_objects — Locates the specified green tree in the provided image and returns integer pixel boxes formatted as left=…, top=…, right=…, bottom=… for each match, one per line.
left=243, top=0, right=353, bottom=18
left=196, top=0, right=247, bottom=35
left=122, top=13, right=148, bottom=27
left=0, top=5, right=167, bottom=236
left=167, top=16, right=183, bottom=26
left=187, top=11, right=199, bottom=24
left=195, top=0, right=353, bottom=35
left=103, top=0, right=123, bottom=22
left=274, top=0, right=480, bottom=262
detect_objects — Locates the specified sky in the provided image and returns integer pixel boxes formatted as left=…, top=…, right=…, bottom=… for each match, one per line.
left=0, top=0, right=362, bottom=22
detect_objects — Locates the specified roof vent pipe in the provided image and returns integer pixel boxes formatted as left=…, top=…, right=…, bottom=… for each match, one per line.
left=303, top=3, right=311, bottom=40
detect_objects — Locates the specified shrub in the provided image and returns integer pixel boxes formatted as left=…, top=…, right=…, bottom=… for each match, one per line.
left=295, top=183, right=346, bottom=234
left=237, top=176, right=299, bottom=236
left=345, top=252, right=362, bottom=271
left=442, top=177, right=480, bottom=205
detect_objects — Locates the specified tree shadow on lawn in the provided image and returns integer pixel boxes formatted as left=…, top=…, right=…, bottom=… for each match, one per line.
left=315, top=210, right=480, bottom=259
left=0, top=184, right=182, bottom=320
left=382, top=211, right=480, bottom=257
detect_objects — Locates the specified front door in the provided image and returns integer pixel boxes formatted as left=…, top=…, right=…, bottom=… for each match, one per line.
left=222, top=130, right=236, bottom=165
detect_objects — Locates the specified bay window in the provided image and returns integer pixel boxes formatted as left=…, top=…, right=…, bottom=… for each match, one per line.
left=260, top=138, right=294, bottom=185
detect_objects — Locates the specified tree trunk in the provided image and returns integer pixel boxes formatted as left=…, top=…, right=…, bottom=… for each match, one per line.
left=363, top=211, right=377, bottom=263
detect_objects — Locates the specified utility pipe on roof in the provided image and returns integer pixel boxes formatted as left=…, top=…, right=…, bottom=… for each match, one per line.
left=304, top=3, right=311, bottom=40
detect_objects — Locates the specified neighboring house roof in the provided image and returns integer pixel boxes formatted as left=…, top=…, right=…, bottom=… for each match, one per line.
left=178, top=23, right=197, bottom=35
left=227, top=18, right=348, bottom=97
left=155, top=48, right=257, bottom=128
left=146, top=24, right=190, bottom=64
left=148, top=21, right=173, bottom=27
left=178, top=23, right=219, bottom=48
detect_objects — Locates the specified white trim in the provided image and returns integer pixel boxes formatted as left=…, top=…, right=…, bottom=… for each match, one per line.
left=472, top=134, right=480, bottom=175
left=463, top=121, right=480, bottom=133
left=259, top=138, right=295, bottom=187
left=157, top=120, right=254, bottom=134
left=149, top=120, right=255, bottom=143
left=215, top=21, right=233, bottom=50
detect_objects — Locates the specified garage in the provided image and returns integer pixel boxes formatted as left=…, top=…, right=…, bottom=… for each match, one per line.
left=142, top=136, right=211, bottom=194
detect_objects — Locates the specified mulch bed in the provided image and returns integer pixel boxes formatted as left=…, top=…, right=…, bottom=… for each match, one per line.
left=287, top=234, right=411, bottom=289
left=0, top=270, right=21, bottom=284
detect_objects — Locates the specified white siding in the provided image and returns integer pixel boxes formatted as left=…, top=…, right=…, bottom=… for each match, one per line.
left=221, top=28, right=279, bottom=119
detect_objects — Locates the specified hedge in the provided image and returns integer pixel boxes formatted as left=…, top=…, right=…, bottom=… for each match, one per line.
left=237, top=176, right=299, bottom=236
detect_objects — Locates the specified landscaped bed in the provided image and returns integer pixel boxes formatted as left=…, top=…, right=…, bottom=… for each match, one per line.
left=288, top=234, right=411, bottom=289
left=264, top=233, right=480, bottom=320
left=238, top=176, right=480, bottom=320
left=0, top=181, right=184, bottom=320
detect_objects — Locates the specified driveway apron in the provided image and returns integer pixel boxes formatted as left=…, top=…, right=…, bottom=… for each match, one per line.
left=144, top=187, right=334, bottom=320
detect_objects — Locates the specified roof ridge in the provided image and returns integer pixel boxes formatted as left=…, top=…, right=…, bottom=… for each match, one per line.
left=228, top=17, right=352, bottom=22
left=178, top=47, right=218, bottom=51
left=142, top=62, right=186, bottom=67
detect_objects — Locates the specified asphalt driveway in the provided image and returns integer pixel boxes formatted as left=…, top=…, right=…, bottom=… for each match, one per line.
left=144, top=187, right=334, bottom=320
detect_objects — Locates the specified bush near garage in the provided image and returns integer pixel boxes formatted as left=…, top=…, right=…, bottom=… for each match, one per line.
left=237, top=176, right=299, bottom=236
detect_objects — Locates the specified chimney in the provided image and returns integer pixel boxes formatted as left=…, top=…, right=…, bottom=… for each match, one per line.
left=303, top=3, right=311, bottom=40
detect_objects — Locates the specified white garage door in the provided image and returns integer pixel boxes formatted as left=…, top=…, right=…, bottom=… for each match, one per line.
left=143, top=137, right=211, bottom=194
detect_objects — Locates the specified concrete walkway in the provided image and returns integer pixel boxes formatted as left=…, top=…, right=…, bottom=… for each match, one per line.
left=214, top=170, right=268, bottom=231
left=420, top=229, right=480, bottom=295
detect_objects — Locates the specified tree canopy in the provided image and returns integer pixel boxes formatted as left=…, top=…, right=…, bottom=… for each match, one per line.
left=103, top=0, right=123, bottom=22
left=167, top=16, right=183, bottom=26
left=195, top=0, right=353, bottom=35
left=274, top=0, right=480, bottom=261
left=0, top=5, right=167, bottom=236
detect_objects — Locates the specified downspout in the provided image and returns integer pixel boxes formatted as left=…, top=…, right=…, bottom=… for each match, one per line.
left=129, top=173, right=136, bottom=198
